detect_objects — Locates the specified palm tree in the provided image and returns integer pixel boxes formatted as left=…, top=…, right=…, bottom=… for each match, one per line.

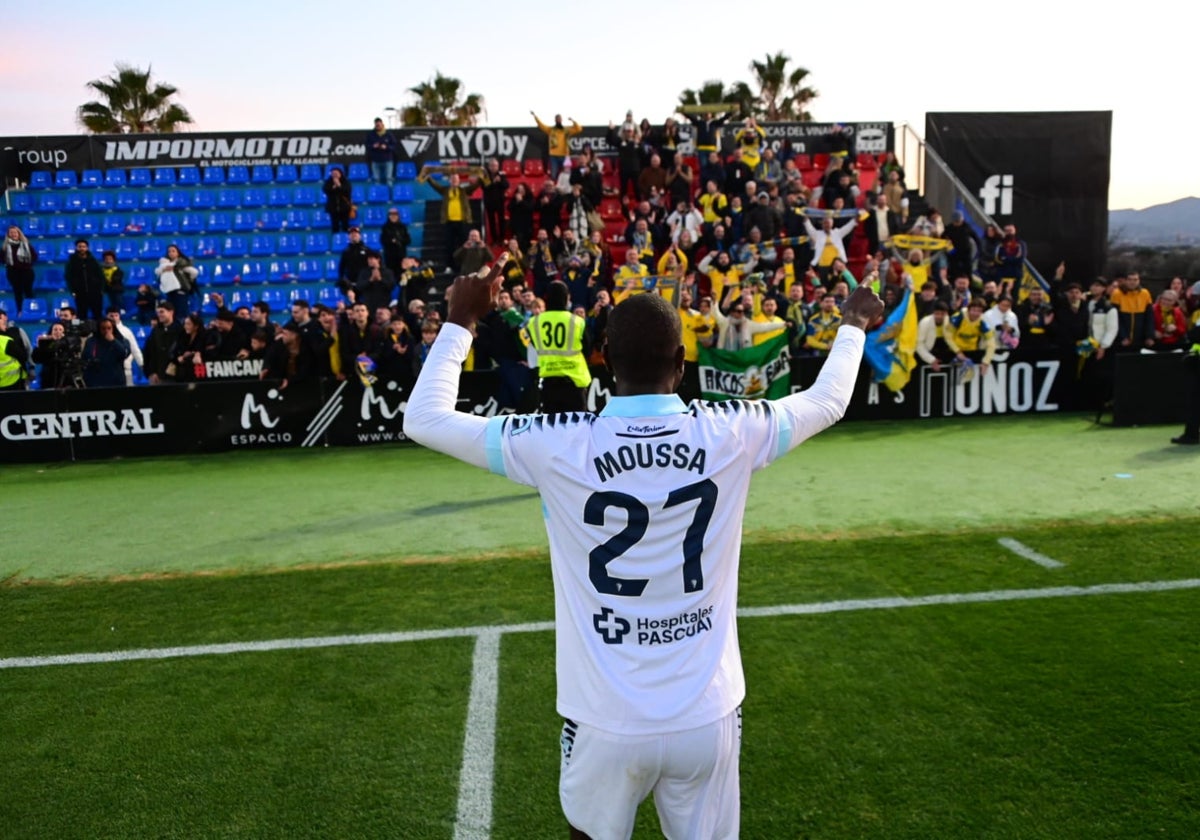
left=77, top=63, right=194, bottom=134
left=748, top=52, right=818, bottom=122
left=401, top=72, right=485, bottom=127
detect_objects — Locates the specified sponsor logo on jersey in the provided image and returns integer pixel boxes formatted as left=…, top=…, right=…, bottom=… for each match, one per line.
left=591, top=605, right=716, bottom=646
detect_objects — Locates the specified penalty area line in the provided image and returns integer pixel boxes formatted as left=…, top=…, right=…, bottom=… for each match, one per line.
left=997, top=537, right=1066, bottom=569
left=4, top=579, right=1200, bottom=671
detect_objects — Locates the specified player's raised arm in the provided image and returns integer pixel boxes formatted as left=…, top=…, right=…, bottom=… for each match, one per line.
left=772, top=283, right=882, bottom=452
left=402, top=256, right=509, bottom=469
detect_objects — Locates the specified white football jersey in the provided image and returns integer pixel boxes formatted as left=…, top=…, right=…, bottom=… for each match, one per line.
left=404, top=323, right=865, bottom=737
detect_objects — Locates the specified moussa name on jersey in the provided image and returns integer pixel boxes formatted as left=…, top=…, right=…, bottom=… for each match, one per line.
left=593, top=442, right=708, bottom=483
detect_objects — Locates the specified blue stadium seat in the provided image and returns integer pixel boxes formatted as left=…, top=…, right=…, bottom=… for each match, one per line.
left=318, top=285, right=342, bottom=306
left=62, top=193, right=87, bottom=213
left=20, top=298, right=48, bottom=320
left=304, top=233, right=330, bottom=252
left=28, top=171, right=51, bottom=189
left=166, top=190, right=191, bottom=210
left=268, top=260, right=296, bottom=282
left=283, top=209, right=311, bottom=229
left=139, top=192, right=163, bottom=211
left=47, top=217, right=71, bottom=236
left=258, top=287, right=286, bottom=308
left=251, top=165, right=274, bottom=184
left=240, top=261, right=267, bottom=283
left=113, top=240, right=138, bottom=261
left=87, top=191, right=112, bottom=212
left=348, top=163, right=369, bottom=182
left=128, top=168, right=152, bottom=187
left=323, top=164, right=343, bottom=178
left=225, top=166, right=250, bottom=185
left=322, top=258, right=339, bottom=281
left=200, top=291, right=222, bottom=315
left=350, top=184, right=366, bottom=203
left=80, top=170, right=103, bottom=189
left=205, top=212, right=231, bottom=231
left=73, top=216, right=99, bottom=236
left=362, top=231, right=381, bottom=250
left=232, top=212, right=257, bottom=232
left=126, top=213, right=150, bottom=232
left=126, top=264, right=152, bottom=287
left=331, top=232, right=349, bottom=251
left=113, top=191, right=138, bottom=211
left=258, top=212, right=284, bottom=232
left=35, top=268, right=64, bottom=290
left=366, top=184, right=390, bottom=204
left=289, top=285, right=319, bottom=303
left=292, top=186, right=320, bottom=205
left=193, top=236, right=220, bottom=258
left=190, top=189, right=215, bottom=210
left=216, top=189, right=240, bottom=209
left=267, top=188, right=291, bottom=208
left=138, top=238, right=167, bottom=259
left=249, top=235, right=275, bottom=256
left=362, top=207, right=386, bottom=227
left=153, top=214, right=178, bottom=235
left=221, top=236, right=247, bottom=257
left=103, top=170, right=128, bottom=188
left=202, top=166, right=225, bottom=185
left=275, top=165, right=298, bottom=183
left=153, top=168, right=176, bottom=187
left=54, top=171, right=78, bottom=189
left=395, top=206, right=413, bottom=225
left=100, top=216, right=124, bottom=236
left=34, top=193, right=61, bottom=213
left=52, top=293, right=75, bottom=311
left=88, top=238, right=110, bottom=256
left=180, top=213, right=205, bottom=233
left=20, top=217, right=43, bottom=236
left=7, top=192, right=32, bottom=213
left=241, top=189, right=266, bottom=208
left=298, top=164, right=323, bottom=182
left=276, top=234, right=301, bottom=255
left=177, top=167, right=200, bottom=186
left=209, top=262, right=238, bottom=286
left=393, top=182, right=415, bottom=203
left=396, top=162, right=418, bottom=181
left=297, top=259, right=323, bottom=281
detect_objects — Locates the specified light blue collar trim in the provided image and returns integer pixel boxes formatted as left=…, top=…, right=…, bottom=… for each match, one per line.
left=599, top=394, right=689, bottom=417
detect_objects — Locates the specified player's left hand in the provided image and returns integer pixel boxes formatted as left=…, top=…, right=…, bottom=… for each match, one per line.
left=447, top=253, right=509, bottom=332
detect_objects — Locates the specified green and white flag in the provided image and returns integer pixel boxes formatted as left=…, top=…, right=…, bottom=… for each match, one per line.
left=698, top=334, right=791, bottom=401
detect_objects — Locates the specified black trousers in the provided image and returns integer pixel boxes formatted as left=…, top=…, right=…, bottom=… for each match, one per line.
left=540, top=376, right=586, bottom=414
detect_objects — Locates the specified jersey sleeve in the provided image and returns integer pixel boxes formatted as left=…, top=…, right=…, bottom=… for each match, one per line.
left=756, top=324, right=865, bottom=467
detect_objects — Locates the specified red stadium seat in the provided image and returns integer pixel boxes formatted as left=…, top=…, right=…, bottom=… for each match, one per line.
left=856, top=153, right=878, bottom=170
left=792, top=154, right=811, bottom=170
left=812, top=153, right=830, bottom=170
left=858, top=170, right=877, bottom=194
left=523, top=159, right=545, bottom=177
left=501, top=159, right=522, bottom=177
left=801, top=169, right=824, bottom=189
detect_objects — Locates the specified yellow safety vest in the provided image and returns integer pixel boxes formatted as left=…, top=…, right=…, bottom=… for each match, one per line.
left=526, top=311, right=591, bottom=388
left=0, top=335, right=22, bottom=388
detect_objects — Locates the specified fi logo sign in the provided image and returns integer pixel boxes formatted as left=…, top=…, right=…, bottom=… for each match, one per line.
left=980, top=174, right=1014, bottom=216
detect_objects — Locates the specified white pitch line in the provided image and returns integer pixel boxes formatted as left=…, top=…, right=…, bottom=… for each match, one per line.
left=454, top=629, right=502, bottom=840
left=5, top=579, right=1200, bottom=671
left=997, top=537, right=1066, bottom=570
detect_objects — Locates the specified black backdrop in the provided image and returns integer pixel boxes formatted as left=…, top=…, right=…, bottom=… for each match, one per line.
left=925, top=111, right=1112, bottom=282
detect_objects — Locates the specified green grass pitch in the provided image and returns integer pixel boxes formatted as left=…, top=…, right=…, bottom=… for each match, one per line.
left=2, top=414, right=1198, bottom=838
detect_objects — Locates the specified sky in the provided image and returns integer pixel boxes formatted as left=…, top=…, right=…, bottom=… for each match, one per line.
left=2, top=0, right=1193, bottom=211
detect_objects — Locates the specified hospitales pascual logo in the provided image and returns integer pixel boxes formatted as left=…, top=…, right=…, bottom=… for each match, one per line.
left=399, top=133, right=433, bottom=159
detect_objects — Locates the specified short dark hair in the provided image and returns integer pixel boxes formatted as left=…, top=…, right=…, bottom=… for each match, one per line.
left=1064, top=282, right=1082, bottom=292
left=157, top=301, right=175, bottom=312
left=605, top=294, right=681, bottom=389
left=75, top=239, right=89, bottom=246
left=545, top=281, right=569, bottom=311
left=933, top=301, right=950, bottom=313
left=102, top=250, right=116, bottom=260
left=291, top=299, right=310, bottom=310
left=252, top=301, right=271, bottom=315
left=314, top=304, right=334, bottom=316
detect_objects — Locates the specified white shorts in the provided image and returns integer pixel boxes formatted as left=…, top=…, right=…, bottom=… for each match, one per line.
left=559, top=707, right=742, bottom=840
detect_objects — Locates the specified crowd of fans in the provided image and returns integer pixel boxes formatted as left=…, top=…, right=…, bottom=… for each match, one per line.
left=2, top=111, right=1198, bottom=400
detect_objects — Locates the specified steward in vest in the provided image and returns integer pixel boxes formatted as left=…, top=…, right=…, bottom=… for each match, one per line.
left=525, top=280, right=591, bottom=413
left=0, top=327, right=30, bottom=391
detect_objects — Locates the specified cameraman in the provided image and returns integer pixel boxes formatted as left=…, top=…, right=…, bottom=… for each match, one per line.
left=31, top=323, right=68, bottom=389
left=82, top=317, right=131, bottom=388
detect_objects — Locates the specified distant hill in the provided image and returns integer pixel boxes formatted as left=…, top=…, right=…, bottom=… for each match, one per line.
left=1109, top=197, right=1200, bottom=246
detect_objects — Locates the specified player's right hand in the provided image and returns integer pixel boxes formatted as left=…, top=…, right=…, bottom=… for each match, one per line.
left=841, top=284, right=884, bottom=331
